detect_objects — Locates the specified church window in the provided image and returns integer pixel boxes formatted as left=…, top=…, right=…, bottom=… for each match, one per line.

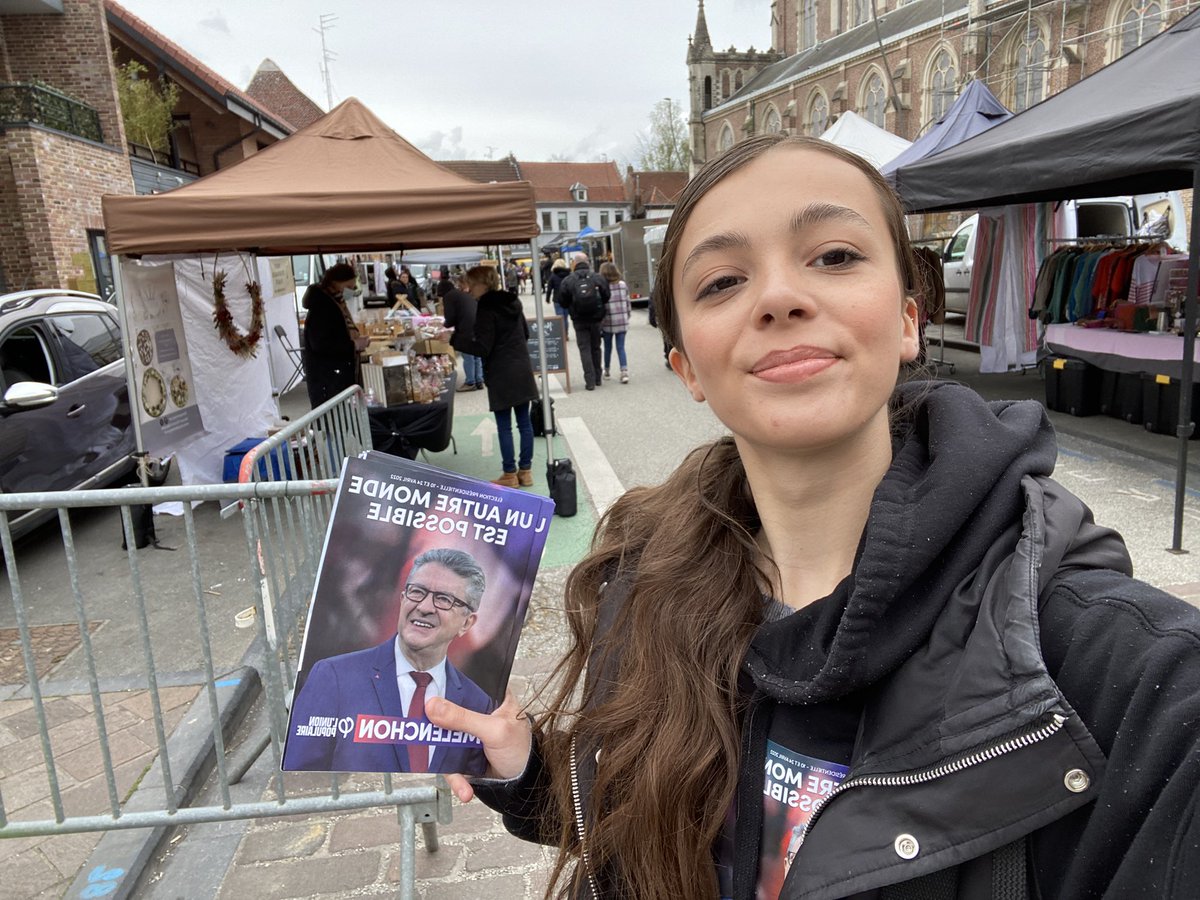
left=764, top=106, right=782, bottom=133
left=861, top=71, right=886, bottom=127
left=718, top=123, right=735, bottom=153
left=721, top=70, right=730, bottom=99
left=735, top=70, right=744, bottom=91
left=1011, top=19, right=1047, bottom=112
left=807, top=91, right=829, bottom=136
left=802, top=0, right=817, bottom=48
left=926, top=48, right=957, bottom=123
left=704, top=76, right=713, bottom=110
left=853, top=0, right=871, bottom=27
left=1116, top=2, right=1163, bottom=57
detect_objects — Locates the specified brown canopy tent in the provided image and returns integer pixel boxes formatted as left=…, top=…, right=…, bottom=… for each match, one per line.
left=101, top=98, right=546, bottom=473
left=102, top=97, right=538, bottom=255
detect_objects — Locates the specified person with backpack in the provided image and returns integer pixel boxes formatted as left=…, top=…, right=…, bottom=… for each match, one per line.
left=557, top=252, right=610, bottom=391
left=547, top=258, right=571, bottom=341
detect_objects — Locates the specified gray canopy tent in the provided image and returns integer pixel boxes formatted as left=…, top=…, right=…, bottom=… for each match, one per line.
left=891, top=8, right=1200, bottom=552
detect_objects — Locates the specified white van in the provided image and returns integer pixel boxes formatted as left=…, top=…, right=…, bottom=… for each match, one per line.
left=942, top=193, right=1188, bottom=315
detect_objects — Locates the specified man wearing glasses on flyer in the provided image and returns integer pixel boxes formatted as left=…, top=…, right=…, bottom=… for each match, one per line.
left=283, top=548, right=496, bottom=774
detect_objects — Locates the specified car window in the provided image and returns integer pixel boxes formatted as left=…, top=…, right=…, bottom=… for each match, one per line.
left=0, top=325, right=56, bottom=390
left=946, top=225, right=972, bottom=262
left=48, top=313, right=122, bottom=381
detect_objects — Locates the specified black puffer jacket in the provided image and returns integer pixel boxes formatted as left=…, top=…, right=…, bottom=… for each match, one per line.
left=474, top=382, right=1200, bottom=899
left=466, top=289, right=538, bottom=412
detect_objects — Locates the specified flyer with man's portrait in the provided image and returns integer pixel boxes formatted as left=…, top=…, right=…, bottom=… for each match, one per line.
left=282, top=452, right=554, bottom=775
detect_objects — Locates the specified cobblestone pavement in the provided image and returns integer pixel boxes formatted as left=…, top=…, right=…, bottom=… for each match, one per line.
left=0, top=684, right=200, bottom=899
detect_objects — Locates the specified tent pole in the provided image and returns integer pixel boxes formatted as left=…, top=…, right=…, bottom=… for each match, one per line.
left=1170, top=165, right=1199, bottom=553
left=112, top=257, right=150, bottom=488
left=528, top=237, right=554, bottom=469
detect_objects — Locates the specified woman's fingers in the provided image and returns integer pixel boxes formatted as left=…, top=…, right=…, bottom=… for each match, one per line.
left=426, top=691, right=532, bottom=782
left=443, top=773, right=475, bottom=804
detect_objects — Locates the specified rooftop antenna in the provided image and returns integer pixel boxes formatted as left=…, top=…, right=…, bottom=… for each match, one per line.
left=315, top=13, right=338, bottom=110
left=485, top=145, right=497, bottom=159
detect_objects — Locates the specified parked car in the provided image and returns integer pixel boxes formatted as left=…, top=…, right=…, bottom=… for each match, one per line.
left=942, top=193, right=1188, bottom=316
left=0, top=290, right=137, bottom=537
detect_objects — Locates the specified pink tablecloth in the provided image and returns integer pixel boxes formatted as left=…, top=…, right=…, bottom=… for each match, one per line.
left=1045, top=324, right=1199, bottom=382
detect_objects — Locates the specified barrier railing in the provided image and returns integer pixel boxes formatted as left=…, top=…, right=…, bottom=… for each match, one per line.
left=0, top=478, right=448, bottom=900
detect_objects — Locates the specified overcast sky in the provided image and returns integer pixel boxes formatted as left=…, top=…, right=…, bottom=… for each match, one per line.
left=118, top=0, right=771, bottom=167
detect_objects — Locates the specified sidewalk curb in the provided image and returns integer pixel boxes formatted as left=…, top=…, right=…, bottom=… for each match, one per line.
left=64, top=666, right=262, bottom=900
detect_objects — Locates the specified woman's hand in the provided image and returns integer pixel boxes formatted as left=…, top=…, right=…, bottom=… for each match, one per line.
left=425, top=691, right=532, bottom=803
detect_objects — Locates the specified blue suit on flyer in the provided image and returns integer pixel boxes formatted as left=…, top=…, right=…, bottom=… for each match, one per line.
left=283, top=637, right=495, bottom=774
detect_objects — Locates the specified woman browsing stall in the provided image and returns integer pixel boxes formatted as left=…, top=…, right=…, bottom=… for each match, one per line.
left=464, top=265, right=539, bottom=488
left=301, top=262, right=369, bottom=408
left=424, top=136, right=1200, bottom=899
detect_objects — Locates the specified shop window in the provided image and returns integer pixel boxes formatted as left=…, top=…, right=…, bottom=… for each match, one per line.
left=1012, top=20, right=1046, bottom=113
left=557, top=211, right=568, bottom=231
left=926, top=49, right=958, bottom=123
left=861, top=71, right=886, bottom=127
left=808, top=91, right=829, bottom=136
left=87, top=230, right=114, bottom=301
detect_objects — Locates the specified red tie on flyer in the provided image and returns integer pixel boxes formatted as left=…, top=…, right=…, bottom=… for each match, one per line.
left=407, top=671, right=433, bottom=773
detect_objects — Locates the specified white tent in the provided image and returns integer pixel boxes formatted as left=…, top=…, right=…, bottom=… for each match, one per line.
left=819, top=111, right=912, bottom=170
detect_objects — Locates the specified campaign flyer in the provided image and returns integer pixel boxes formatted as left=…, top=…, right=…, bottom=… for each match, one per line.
left=282, top=452, right=554, bottom=775
left=757, top=742, right=849, bottom=899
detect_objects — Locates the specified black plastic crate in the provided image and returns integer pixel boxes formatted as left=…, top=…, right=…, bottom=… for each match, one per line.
left=1140, top=373, right=1200, bottom=439
left=1043, top=357, right=1101, bottom=417
left=1099, top=369, right=1144, bottom=424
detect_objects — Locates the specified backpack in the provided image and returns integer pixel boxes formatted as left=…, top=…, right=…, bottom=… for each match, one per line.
left=569, top=273, right=605, bottom=322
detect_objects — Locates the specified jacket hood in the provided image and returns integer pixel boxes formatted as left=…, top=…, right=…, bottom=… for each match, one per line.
left=302, top=282, right=330, bottom=310
left=744, top=380, right=1131, bottom=706
left=478, top=289, right=523, bottom=319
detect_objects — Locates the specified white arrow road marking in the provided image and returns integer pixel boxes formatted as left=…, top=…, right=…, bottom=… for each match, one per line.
left=471, top=419, right=494, bottom=457
left=1116, top=487, right=1160, bottom=503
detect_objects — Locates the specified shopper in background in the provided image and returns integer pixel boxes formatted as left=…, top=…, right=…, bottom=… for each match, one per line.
left=443, top=274, right=485, bottom=392
left=301, top=262, right=369, bottom=408
left=547, top=258, right=571, bottom=342
left=557, top=251, right=609, bottom=391
left=464, top=266, right=538, bottom=488
left=599, top=261, right=631, bottom=383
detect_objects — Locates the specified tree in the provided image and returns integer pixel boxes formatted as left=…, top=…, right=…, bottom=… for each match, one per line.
left=115, top=58, right=180, bottom=163
left=635, top=99, right=691, bottom=171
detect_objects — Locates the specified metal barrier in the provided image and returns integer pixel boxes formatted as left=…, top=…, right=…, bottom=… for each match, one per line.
left=0, top=478, right=450, bottom=900
left=238, top=384, right=372, bottom=486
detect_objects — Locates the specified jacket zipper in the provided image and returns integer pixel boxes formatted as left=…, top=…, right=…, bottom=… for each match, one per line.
left=569, top=735, right=600, bottom=899
left=800, top=713, right=1066, bottom=845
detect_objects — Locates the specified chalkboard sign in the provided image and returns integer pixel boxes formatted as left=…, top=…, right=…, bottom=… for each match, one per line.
left=527, top=316, right=570, bottom=389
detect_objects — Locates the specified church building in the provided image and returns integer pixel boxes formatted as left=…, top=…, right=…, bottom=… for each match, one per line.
left=687, top=0, right=1188, bottom=174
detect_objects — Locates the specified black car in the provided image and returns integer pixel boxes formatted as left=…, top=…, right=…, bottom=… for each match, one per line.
left=0, top=290, right=137, bottom=537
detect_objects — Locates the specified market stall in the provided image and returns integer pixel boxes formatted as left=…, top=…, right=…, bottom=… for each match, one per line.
left=890, top=9, right=1200, bottom=549
left=102, top=98, right=539, bottom=484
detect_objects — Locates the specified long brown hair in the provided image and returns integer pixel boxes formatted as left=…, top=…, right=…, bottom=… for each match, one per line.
left=535, top=134, right=925, bottom=899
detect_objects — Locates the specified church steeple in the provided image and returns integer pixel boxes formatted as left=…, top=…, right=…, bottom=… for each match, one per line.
left=692, top=0, right=712, bottom=53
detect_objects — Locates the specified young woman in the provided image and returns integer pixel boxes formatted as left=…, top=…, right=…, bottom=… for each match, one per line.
left=427, top=136, right=1200, bottom=899
left=598, top=261, right=631, bottom=383
left=464, top=265, right=538, bottom=488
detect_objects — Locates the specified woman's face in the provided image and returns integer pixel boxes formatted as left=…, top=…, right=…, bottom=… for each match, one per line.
left=669, top=146, right=919, bottom=454
left=399, top=272, right=411, bottom=284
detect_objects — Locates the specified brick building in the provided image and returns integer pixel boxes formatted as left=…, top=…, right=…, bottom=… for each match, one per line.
left=0, top=0, right=295, bottom=296
left=688, top=0, right=1193, bottom=174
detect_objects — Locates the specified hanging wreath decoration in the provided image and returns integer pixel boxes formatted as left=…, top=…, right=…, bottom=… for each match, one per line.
left=211, top=270, right=265, bottom=358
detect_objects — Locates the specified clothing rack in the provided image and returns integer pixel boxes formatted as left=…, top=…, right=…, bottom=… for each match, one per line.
left=1045, top=234, right=1162, bottom=246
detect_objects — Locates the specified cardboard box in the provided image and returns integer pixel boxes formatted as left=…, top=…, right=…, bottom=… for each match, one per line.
left=411, top=339, right=453, bottom=356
